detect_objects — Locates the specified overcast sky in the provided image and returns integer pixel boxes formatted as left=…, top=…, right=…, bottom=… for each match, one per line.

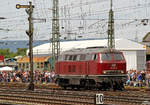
left=0, top=0, right=150, bottom=41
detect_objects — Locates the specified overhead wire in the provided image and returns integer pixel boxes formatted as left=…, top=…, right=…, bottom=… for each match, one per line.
left=1, top=0, right=150, bottom=40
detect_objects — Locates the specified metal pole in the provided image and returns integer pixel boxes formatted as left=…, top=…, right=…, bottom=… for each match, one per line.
left=108, top=0, right=115, bottom=49
left=16, top=1, right=34, bottom=91
left=27, top=1, right=34, bottom=91
left=51, top=0, right=60, bottom=70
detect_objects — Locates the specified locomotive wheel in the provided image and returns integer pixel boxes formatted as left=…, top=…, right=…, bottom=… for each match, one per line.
left=63, top=86, right=67, bottom=90
left=97, top=82, right=102, bottom=90
left=76, top=85, right=80, bottom=90
left=83, top=80, right=89, bottom=90
left=71, top=85, right=75, bottom=90
left=80, top=80, right=86, bottom=87
left=101, top=81, right=107, bottom=91
left=84, top=82, right=88, bottom=90
left=113, top=81, right=119, bottom=91
left=107, top=81, right=111, bottom=90
left=118, top=81, right=124, bottom=91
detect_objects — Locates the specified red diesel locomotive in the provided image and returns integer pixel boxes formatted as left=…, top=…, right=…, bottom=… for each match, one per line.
left=55, top=47, right=127, bottom=90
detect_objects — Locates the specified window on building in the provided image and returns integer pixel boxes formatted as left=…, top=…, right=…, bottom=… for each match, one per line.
left=26, top=63, right=29, bottom=68
left=37, top=62, right=40, bottom=68
left=22, top=63, right=25, bottom=68
left=41, top=62, right=44, bottom=68
left=19, top=63, right=21, bottom=68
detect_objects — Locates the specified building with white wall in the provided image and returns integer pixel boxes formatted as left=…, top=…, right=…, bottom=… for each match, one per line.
left=27, top=38, right=146, bottom=71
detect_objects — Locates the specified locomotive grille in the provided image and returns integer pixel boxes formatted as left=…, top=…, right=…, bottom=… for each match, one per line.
left=103, top=70, right=123, bottom=75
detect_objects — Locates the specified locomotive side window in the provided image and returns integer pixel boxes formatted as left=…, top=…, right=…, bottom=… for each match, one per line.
left=114, top=53, right=123, bottom=60
left=58, top=55, right=63, bottom=61
left=73, top=55, right=77, bottom=61
left=65, top=55, right=68, bottom=60
left=76, top=55, right=80, bottom=61
left=69, top=55, right=73, bottom=60
left=80, top=54, right=86, bottom=60
left=85, top=54, right=92, bottom=60
left=101, top=53, right=112, bottom=60
left=92, top=54, right=97, bottom=60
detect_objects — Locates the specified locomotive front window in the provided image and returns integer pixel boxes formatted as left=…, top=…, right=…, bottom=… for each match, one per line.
left=114, top=53, right=123, bottom=60
left=101, top=53, right=112, bottom=61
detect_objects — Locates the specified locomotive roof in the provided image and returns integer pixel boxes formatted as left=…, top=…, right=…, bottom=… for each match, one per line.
left=61, top=47, right=121, bottom=55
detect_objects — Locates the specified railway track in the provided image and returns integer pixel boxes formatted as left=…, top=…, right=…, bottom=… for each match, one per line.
left=0, top=89, right=94, bottom=105
left=0, top=89, right=149, bottom=105
left=0, top=83, right=150, bottom=105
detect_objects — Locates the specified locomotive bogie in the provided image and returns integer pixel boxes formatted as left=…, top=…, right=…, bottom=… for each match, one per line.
left=55, top=75, right=126, bottom=90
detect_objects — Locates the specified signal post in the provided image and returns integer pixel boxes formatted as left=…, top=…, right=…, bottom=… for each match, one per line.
left=16, top=2, right=34, bottom=91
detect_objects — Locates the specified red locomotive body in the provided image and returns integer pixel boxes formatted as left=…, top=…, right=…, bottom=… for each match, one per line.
left=55, top=48, right=127, bottom=90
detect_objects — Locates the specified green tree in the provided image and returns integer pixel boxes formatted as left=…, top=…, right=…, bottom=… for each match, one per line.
left=0, top=48, right=27, bottom=58
left=16, top=48, right=27, bottom=56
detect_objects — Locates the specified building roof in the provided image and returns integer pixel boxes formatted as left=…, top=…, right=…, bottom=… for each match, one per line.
left=17, top=56, right=50, bottom=63
left=27, top=38, right=146, bottom=55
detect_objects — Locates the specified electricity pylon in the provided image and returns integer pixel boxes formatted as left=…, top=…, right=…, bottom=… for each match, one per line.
left=51, top=0, right=60, bottom=70
left=108, top=0, right=115, bottom=49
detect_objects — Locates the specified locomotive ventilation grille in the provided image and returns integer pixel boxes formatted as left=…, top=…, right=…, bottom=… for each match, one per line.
left=103, top=70, right=124, bottom=75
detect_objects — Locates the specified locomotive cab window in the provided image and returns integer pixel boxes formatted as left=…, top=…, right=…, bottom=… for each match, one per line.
left=114, top=53, right=124, bottom=60
left=101, top=53, right=112, bottom=61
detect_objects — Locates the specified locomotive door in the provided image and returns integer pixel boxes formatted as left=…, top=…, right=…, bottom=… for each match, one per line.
left=88, top=53, right=97, bottom=75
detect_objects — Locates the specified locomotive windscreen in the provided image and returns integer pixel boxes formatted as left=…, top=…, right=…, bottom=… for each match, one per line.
left=101, top=53, right=112, bottom=61
left=113, top=53, right=124, bottom=60
left=101, top=53, right=124, bottom=61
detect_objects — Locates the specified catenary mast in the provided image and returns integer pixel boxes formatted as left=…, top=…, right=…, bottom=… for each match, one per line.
left=108, top=0, right=115, bottom=49
left=51, top=0, right=60, bottom=70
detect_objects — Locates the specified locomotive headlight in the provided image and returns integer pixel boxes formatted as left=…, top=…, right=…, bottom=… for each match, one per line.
left=121, top=71, right=124, bottom=74
left=103, top=71, right=106, bottom=74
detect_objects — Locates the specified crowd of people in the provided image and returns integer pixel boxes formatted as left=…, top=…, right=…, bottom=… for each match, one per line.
left=0, top=69, right=150, bottom=88
left=126, top=69, right=150, bottom=87
left=0, top=70, right=55, bottom=84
